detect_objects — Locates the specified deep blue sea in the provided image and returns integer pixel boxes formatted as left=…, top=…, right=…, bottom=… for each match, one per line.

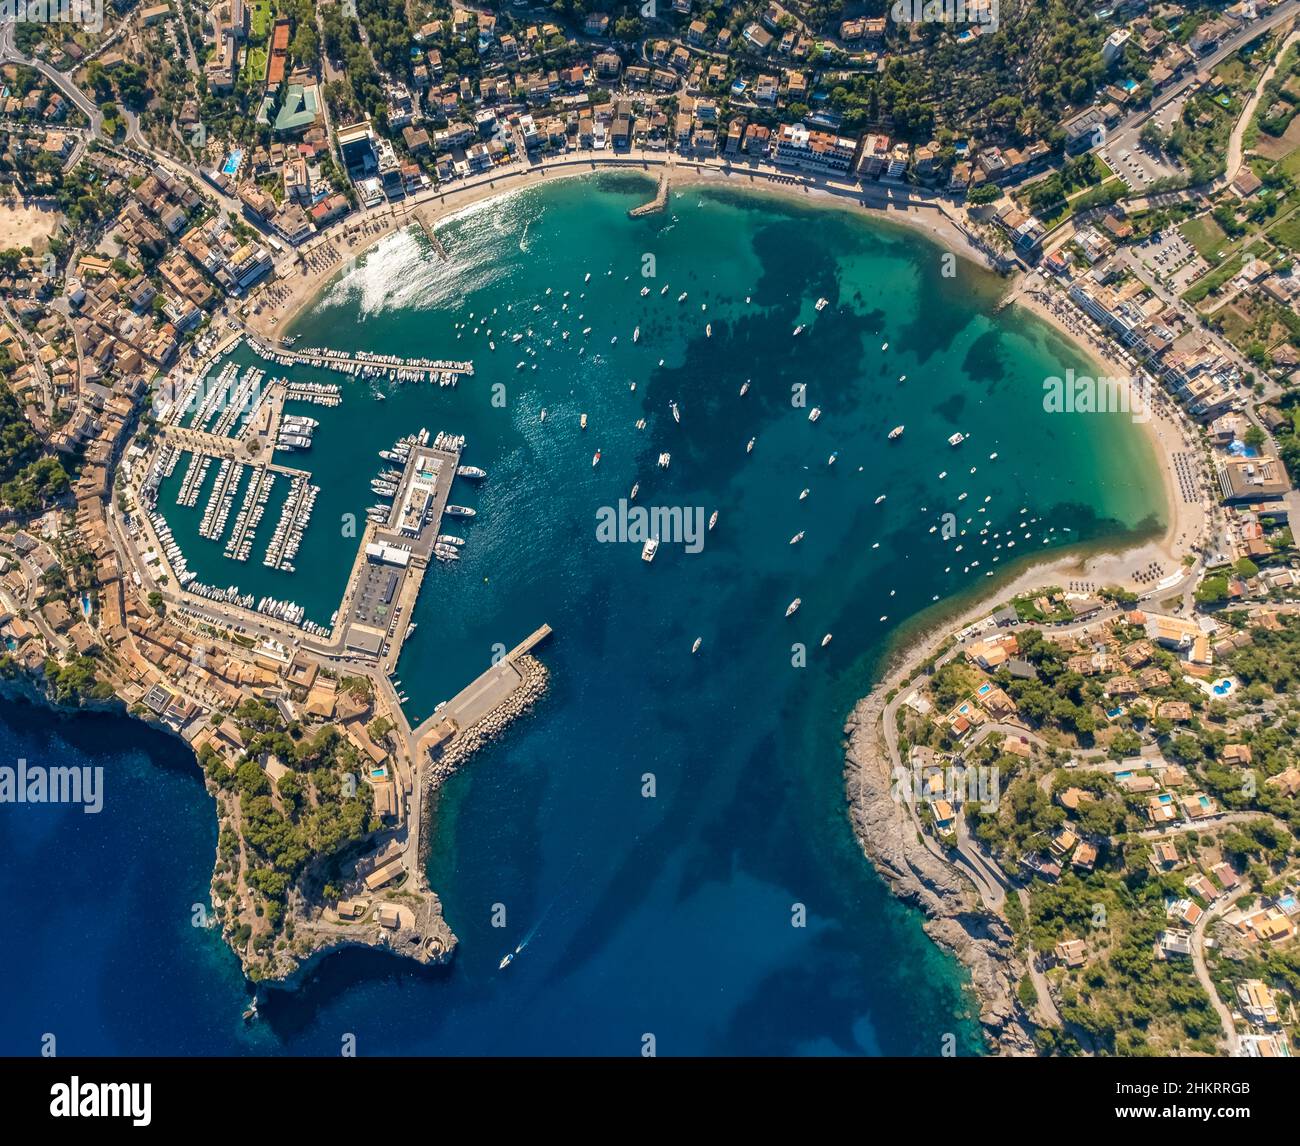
left=0, top=176, right=1164, bottom=1055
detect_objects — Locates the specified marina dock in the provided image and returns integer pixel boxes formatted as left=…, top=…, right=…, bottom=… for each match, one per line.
left=338, top=431, right=465, bottom=665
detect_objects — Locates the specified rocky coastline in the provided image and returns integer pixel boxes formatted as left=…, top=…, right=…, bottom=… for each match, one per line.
left=844, top=677, right=1038, bottom=1056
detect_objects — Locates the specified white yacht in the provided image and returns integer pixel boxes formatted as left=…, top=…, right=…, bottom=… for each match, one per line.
left=948, top=432, right=966, bottom=447
left=785, top=598, right=801, bottom=617
left=808, top=408, right=821, bottom=423
left=642, top=538, right=659, bottom=562
left=789, top=531, right=804, bottom=545
left=888, top=425, right=904, bottom=440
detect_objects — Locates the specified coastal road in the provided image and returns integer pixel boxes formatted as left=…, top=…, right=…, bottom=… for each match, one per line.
left=1084, top=2, right=1300, bottom=176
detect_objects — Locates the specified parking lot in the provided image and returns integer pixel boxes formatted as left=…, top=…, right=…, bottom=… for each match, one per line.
left=1100, top=97, right=1189, bottom=190
left=1122, top=226, right=1208, bottom=293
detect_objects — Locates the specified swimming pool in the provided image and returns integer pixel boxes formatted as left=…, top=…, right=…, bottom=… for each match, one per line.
left=221, top=149, right=243, bottom=177
left=1212, top=678, right=1236, bottom=697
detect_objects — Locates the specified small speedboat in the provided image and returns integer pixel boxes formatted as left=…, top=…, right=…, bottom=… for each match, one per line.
left=746, top=437, right=755, bottom=454
left=580, top=413, right=588, bottom=430
left=592, top=450, right=601, bottom=467
left=790, top=531, right=805, bottom=545
left=888, top=425, right=904, bottom=440
left=708, top=510, right=717, bottom=530
left=827, top=452, right=838, bottom=466
left=691, top=637, right=702, bottom=654
left=821, top=634, right=832, bottom=647
left=739, top=380, right=750, bottom=396
left=785, top=598, right=801, bottom=617
left=630, top=482, right=640, bottom=500
left=799, top=488, right=809, bottom=500
left=874, top=495, right=886, bottom=505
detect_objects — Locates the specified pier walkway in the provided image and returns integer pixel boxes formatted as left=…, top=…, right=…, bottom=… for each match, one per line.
left=411, top=624, right=552, bottom=745
left=629, top=170, right=670, bottom=217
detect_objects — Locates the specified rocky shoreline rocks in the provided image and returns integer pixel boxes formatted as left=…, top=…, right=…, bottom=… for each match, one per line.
left=844, top=663, right=1038, bottom=1057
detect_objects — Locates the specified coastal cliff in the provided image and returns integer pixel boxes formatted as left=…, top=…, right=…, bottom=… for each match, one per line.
left=844, top=682, right=1038, bottom=1057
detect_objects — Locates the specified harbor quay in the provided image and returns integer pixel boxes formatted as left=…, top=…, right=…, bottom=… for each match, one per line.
left=129, top=345, right=554, bottom=778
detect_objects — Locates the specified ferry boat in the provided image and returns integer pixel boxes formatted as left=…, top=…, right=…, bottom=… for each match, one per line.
left=457, top=465, right=487, bottom=479
left=657, top=452, right=671, bottom=469
left=808, top=408, right=821, bottom=423
left=746, top=437, right=755, bottom=454
left=821, top=633, right=833, bottom=647
left=691, top=637, right=702, bottom=654
left=888, top=425, right=904, bottom=440
left=815, top=297, right=829, bottom=311
left=739, top=380, right=750, bottom=396
left=630, top=482, right=639, bottom=500
left=580, top=413, right=588, bottom=430
left=670, top=401, right=680, bottom=423
left=785, top=598, right=801, bottom=617
left=592, top=450, right=601, bottom=467
left=642, top=538, right=659, bottom=562
left=948, top=432, right=966, bottom=447
left=790, top=531, right=804, bottom=545
left=445, top=504, right=477, bottom=518
left=708, top=510, right=717, bottom=530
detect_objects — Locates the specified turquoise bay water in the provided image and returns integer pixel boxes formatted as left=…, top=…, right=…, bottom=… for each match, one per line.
left=0, top=175, right=1164, bottom=1055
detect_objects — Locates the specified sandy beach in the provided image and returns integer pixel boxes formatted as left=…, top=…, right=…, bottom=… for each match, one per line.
left=242, top=154, right=993, bottom=342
